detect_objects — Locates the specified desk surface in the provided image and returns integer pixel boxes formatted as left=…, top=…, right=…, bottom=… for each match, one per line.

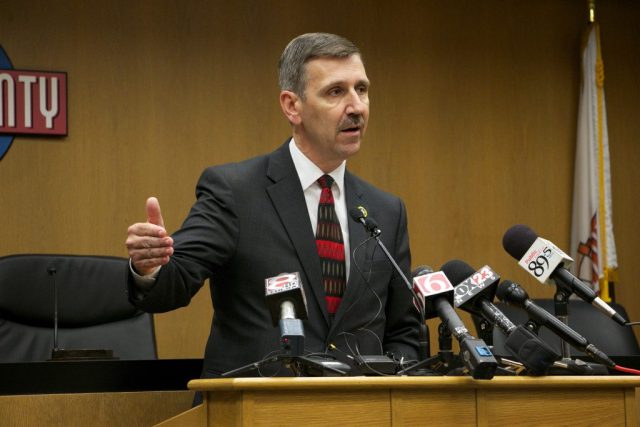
left=168, top=375, right=640, bottom=427
left=189, top=374, right=640, bottom=391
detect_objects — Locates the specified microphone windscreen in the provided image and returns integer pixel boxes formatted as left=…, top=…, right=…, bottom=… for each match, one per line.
left=495, top=279, right=515, bottom=301
left=411, top=265, right=433, bottom=277
left=440, top=259, right=476, bottom=286
left=349, top=207, right=364, bottom=222
left=502, top=224, right=538, bottom=260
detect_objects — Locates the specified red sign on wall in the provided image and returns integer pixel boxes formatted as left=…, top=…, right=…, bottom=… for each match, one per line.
left=0, top=69, right=67, bottom=135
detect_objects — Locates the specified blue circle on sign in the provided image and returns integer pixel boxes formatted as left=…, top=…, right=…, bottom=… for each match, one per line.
left=0, top=45, right=16, bottom=160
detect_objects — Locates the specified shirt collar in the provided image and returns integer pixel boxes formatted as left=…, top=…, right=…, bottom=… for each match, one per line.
left=289, top=138, right=346, bottom=194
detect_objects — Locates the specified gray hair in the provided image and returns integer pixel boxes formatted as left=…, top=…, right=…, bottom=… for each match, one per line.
left=278, top=33, right=361, bottom=99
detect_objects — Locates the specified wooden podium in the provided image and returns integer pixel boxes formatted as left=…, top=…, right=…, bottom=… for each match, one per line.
left=157, top=375, right=640, bottom=426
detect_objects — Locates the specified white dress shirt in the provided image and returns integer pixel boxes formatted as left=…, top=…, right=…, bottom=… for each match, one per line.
left=289, top=139, right=351, bottom=280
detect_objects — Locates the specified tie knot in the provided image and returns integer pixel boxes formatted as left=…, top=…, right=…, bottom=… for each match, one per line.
left=318, top=174, right=334, bottom=189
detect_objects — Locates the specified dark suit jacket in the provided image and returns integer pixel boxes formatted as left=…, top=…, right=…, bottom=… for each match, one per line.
left=130, top=141, right=419, bottom=375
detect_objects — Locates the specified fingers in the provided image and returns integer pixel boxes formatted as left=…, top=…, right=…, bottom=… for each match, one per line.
left=125, top=196, right=173, bottom=276
left=125, top=227, right=174, bottom=253
left=126, top=231, right=174, bottom=275
left=128, top=222, right=167, bottom=238
left=146, top=197, right=165, bottom=228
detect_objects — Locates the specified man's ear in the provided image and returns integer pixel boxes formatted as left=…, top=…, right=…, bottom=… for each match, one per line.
left=279, top=91, right=302, bottom=125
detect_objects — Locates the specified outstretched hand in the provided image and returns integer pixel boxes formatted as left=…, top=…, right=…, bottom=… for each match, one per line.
left=126, top=197, right=174, bottom=276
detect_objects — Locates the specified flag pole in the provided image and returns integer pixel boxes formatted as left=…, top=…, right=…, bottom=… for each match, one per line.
left=587, top=0, right=618, bottom=303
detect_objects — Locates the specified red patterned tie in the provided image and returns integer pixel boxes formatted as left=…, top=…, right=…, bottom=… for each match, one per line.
left=316, top=175, right=347, bottom=316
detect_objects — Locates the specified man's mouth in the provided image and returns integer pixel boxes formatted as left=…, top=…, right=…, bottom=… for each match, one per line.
left=340, top=126, right=361, bottom=133
left=339, top=115, right=364, bottom=134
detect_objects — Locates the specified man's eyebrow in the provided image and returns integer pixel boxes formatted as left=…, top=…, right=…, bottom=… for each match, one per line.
left=321, top=78, right=370, bottom=89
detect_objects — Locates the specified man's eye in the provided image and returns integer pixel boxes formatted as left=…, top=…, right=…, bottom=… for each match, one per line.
left=328, top=88, right=343, bottom=96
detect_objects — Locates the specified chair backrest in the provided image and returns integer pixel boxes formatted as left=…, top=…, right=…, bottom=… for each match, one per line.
left=0, top=254, right=157, bottom=362
left=482, top=299, right=640, bottom=357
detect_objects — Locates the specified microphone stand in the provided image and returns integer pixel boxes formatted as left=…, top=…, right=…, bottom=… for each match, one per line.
left=475, top=317, right=494, bottom=346
left=221, top=317, right=350, bottom=377
left=48, top=268, right=60, bottom=355
left=397, top=322, right=456, bottom=376
left=549, top=287, right=609, bottom=375
left=221, top=352, right=350, bottom=377
left=361, top=227, right=447, bottom=376
left=553, top=288, right=572, bottom=360
left=438, top=322, right=454, bottom=366
left=47, top=267, right=115, bottom=361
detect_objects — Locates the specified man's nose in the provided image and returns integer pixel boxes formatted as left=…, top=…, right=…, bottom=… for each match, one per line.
left=345, top=89, right=368, bottom=115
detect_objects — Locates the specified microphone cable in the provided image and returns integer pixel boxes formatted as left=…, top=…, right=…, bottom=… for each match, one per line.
left=255, top=350, right=286, bottom=378
left=330, top=235, right=384, bottom=355
left=613, top=364, right=640, bottom=375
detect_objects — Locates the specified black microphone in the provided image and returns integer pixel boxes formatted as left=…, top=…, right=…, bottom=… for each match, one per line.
left=221, top=272, right=348, bottom=378
left=496, top=279, right=615, bottom=368
left=47, top=266, right=115, bottom=361
left=412, top=265, right=456, bottom=365
left=503, top=224, right=627, bottom=326
left=414, top=267, right=497, bottom=379
left=265, top=272, right=308, bottom=356
left=441, top=261, right=508, bottom=331
left=348, top=205, right=417, bottom=306
left=48, top=267, right=59, bottom=354
left=349, top=205, right=427, bottom=363
left=349, top=206, right=381, bottom=236
left=442, top=260, right=558, bottom=375
left=349, top=205, right=368, bottom=226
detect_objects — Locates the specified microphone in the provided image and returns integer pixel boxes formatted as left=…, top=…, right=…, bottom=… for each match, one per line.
left=223, top=272, right=350, bottom=377
left=265, top=272, right=308, bottom=356
left=442, top=260, right=558, bottom=375
left=349, top=206, right=381, bottom=236
left=443, top=261, right=507, bottom=330
left=411, top=265, right=433, bottom=306
left=348, top=205, right=428, bottom=363
left=48, top=267, right=59, bottom=354
left=412, top=265, right=433, bottom=361
left=496, top=279, right=615, bottom=368
left=47, top=266, right=115, bottom=361
left=411, top=265, right=457, bottom=366
left=348, top=205, right=418, bottom=308
left=413, top=267, right=497, bottom=379
left=503, top=224, right=627, bottom=326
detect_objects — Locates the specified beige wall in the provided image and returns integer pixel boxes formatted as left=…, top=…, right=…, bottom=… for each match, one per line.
left=1, top=0, right=639, bottom=358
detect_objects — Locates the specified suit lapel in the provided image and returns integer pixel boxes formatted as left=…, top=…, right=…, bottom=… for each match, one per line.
left=265, top=143, right=330, bottom=327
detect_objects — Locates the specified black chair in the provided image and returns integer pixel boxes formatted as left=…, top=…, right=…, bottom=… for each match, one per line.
left=482, top=299, right=639, bottom=357
left=0, top=254, right=157, bottom=362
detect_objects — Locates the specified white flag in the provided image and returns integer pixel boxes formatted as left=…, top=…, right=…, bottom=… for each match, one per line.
left=570, top=23, right=618, bottom=296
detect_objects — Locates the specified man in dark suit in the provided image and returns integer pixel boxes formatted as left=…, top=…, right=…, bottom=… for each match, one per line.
left=126, top=33, right=420, bottom=376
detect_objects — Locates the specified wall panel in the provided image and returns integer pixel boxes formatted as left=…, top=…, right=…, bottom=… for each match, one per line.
left=1, top=0, right=638, bottom=358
